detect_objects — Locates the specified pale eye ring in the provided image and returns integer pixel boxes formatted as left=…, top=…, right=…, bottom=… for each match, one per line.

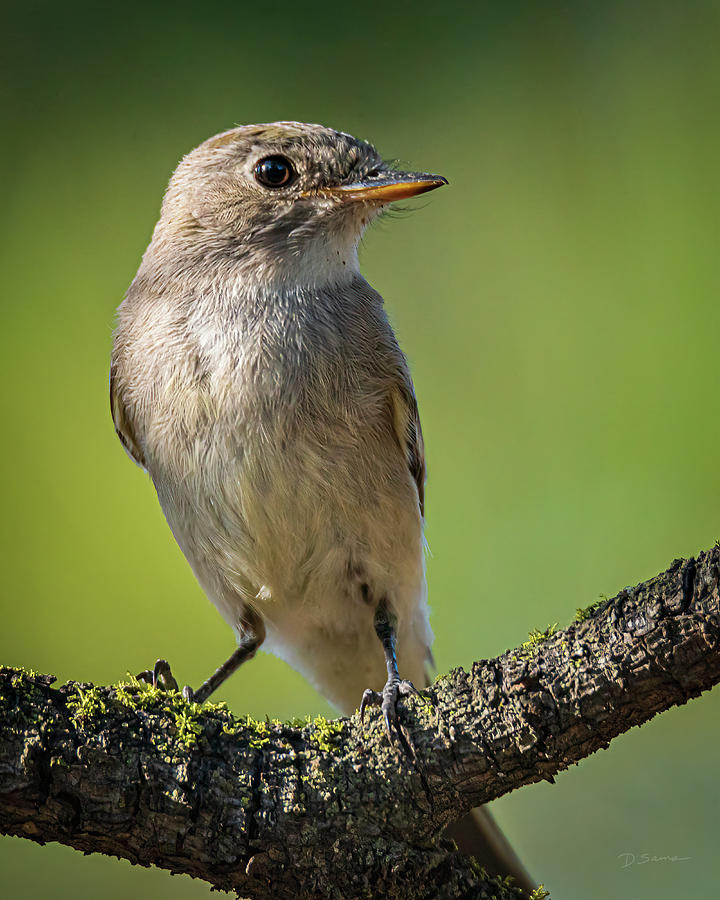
left=254, top=155, right=295, bottom=188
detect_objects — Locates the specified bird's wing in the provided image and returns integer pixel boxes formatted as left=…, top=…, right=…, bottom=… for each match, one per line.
left=391, top=382, right=426, bottom=519
left=110, top=366, right=147, bottom=470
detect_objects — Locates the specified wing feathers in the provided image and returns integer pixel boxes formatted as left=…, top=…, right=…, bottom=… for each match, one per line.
left=391, top=384, right=426, bottom=519
left=110, top=367, right=147, bottom=470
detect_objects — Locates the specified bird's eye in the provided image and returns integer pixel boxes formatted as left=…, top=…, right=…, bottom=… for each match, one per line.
left=254, top=155, right=295, bottom=188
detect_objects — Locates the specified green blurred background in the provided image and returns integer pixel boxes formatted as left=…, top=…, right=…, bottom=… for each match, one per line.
left=2, top=0, right=719, bottom=896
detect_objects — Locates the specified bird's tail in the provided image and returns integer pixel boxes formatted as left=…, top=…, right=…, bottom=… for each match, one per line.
left=445, top=805, right=536, bottom=896
left=416, top=662, right=535, bottom=895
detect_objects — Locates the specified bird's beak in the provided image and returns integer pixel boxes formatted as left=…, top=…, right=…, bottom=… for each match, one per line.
left=315, top=172, right=448, bottom=204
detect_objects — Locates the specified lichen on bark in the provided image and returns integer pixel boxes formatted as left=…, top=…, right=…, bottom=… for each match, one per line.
left=1, top=544, right=719, bottom=898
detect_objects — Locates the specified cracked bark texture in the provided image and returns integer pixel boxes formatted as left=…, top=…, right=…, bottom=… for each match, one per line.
left=1, top=544, right=719, bottom=899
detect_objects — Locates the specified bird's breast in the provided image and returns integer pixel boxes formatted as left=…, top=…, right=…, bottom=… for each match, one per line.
left=141, top=277, right=400, bottom=491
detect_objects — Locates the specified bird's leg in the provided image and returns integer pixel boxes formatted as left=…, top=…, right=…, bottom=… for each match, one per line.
left=136, top=608, right=265, bottom=704
left=360, top=598, right=419, bottom=746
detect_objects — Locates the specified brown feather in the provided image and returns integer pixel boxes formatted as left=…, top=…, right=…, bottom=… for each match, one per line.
left=109, top=366, right=146, bottom=470
left=390, top=385, right=426, bottom=519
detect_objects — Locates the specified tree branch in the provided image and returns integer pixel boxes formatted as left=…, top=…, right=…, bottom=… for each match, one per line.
left=2, top=544, right=719, bottom=898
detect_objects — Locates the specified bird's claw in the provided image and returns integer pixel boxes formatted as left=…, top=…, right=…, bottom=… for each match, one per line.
left=360, top=678, right=418, bottom=751
left=136, top=658, right=195, bottom=699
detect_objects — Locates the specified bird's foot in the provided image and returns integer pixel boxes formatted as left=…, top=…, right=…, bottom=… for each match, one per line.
left=360, top=677, right=419, bottom=750
left=136, top=658, right=195, bottom=701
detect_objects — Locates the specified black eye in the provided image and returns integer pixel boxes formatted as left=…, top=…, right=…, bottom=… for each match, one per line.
left=254, top=155, right=295, bottom=188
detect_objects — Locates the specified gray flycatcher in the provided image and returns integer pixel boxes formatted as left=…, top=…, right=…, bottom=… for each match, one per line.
left=110, top=121, right=534, bottom=894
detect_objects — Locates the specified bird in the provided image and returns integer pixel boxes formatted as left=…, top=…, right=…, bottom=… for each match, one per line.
left=110, top=121, right=534, bottom=894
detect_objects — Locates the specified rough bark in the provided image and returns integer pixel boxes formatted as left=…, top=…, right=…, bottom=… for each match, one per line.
left=1, top=544, right=719, bottom=899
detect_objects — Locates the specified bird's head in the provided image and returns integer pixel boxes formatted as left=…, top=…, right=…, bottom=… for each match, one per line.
left=155, top=122, right=446, bottom=288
